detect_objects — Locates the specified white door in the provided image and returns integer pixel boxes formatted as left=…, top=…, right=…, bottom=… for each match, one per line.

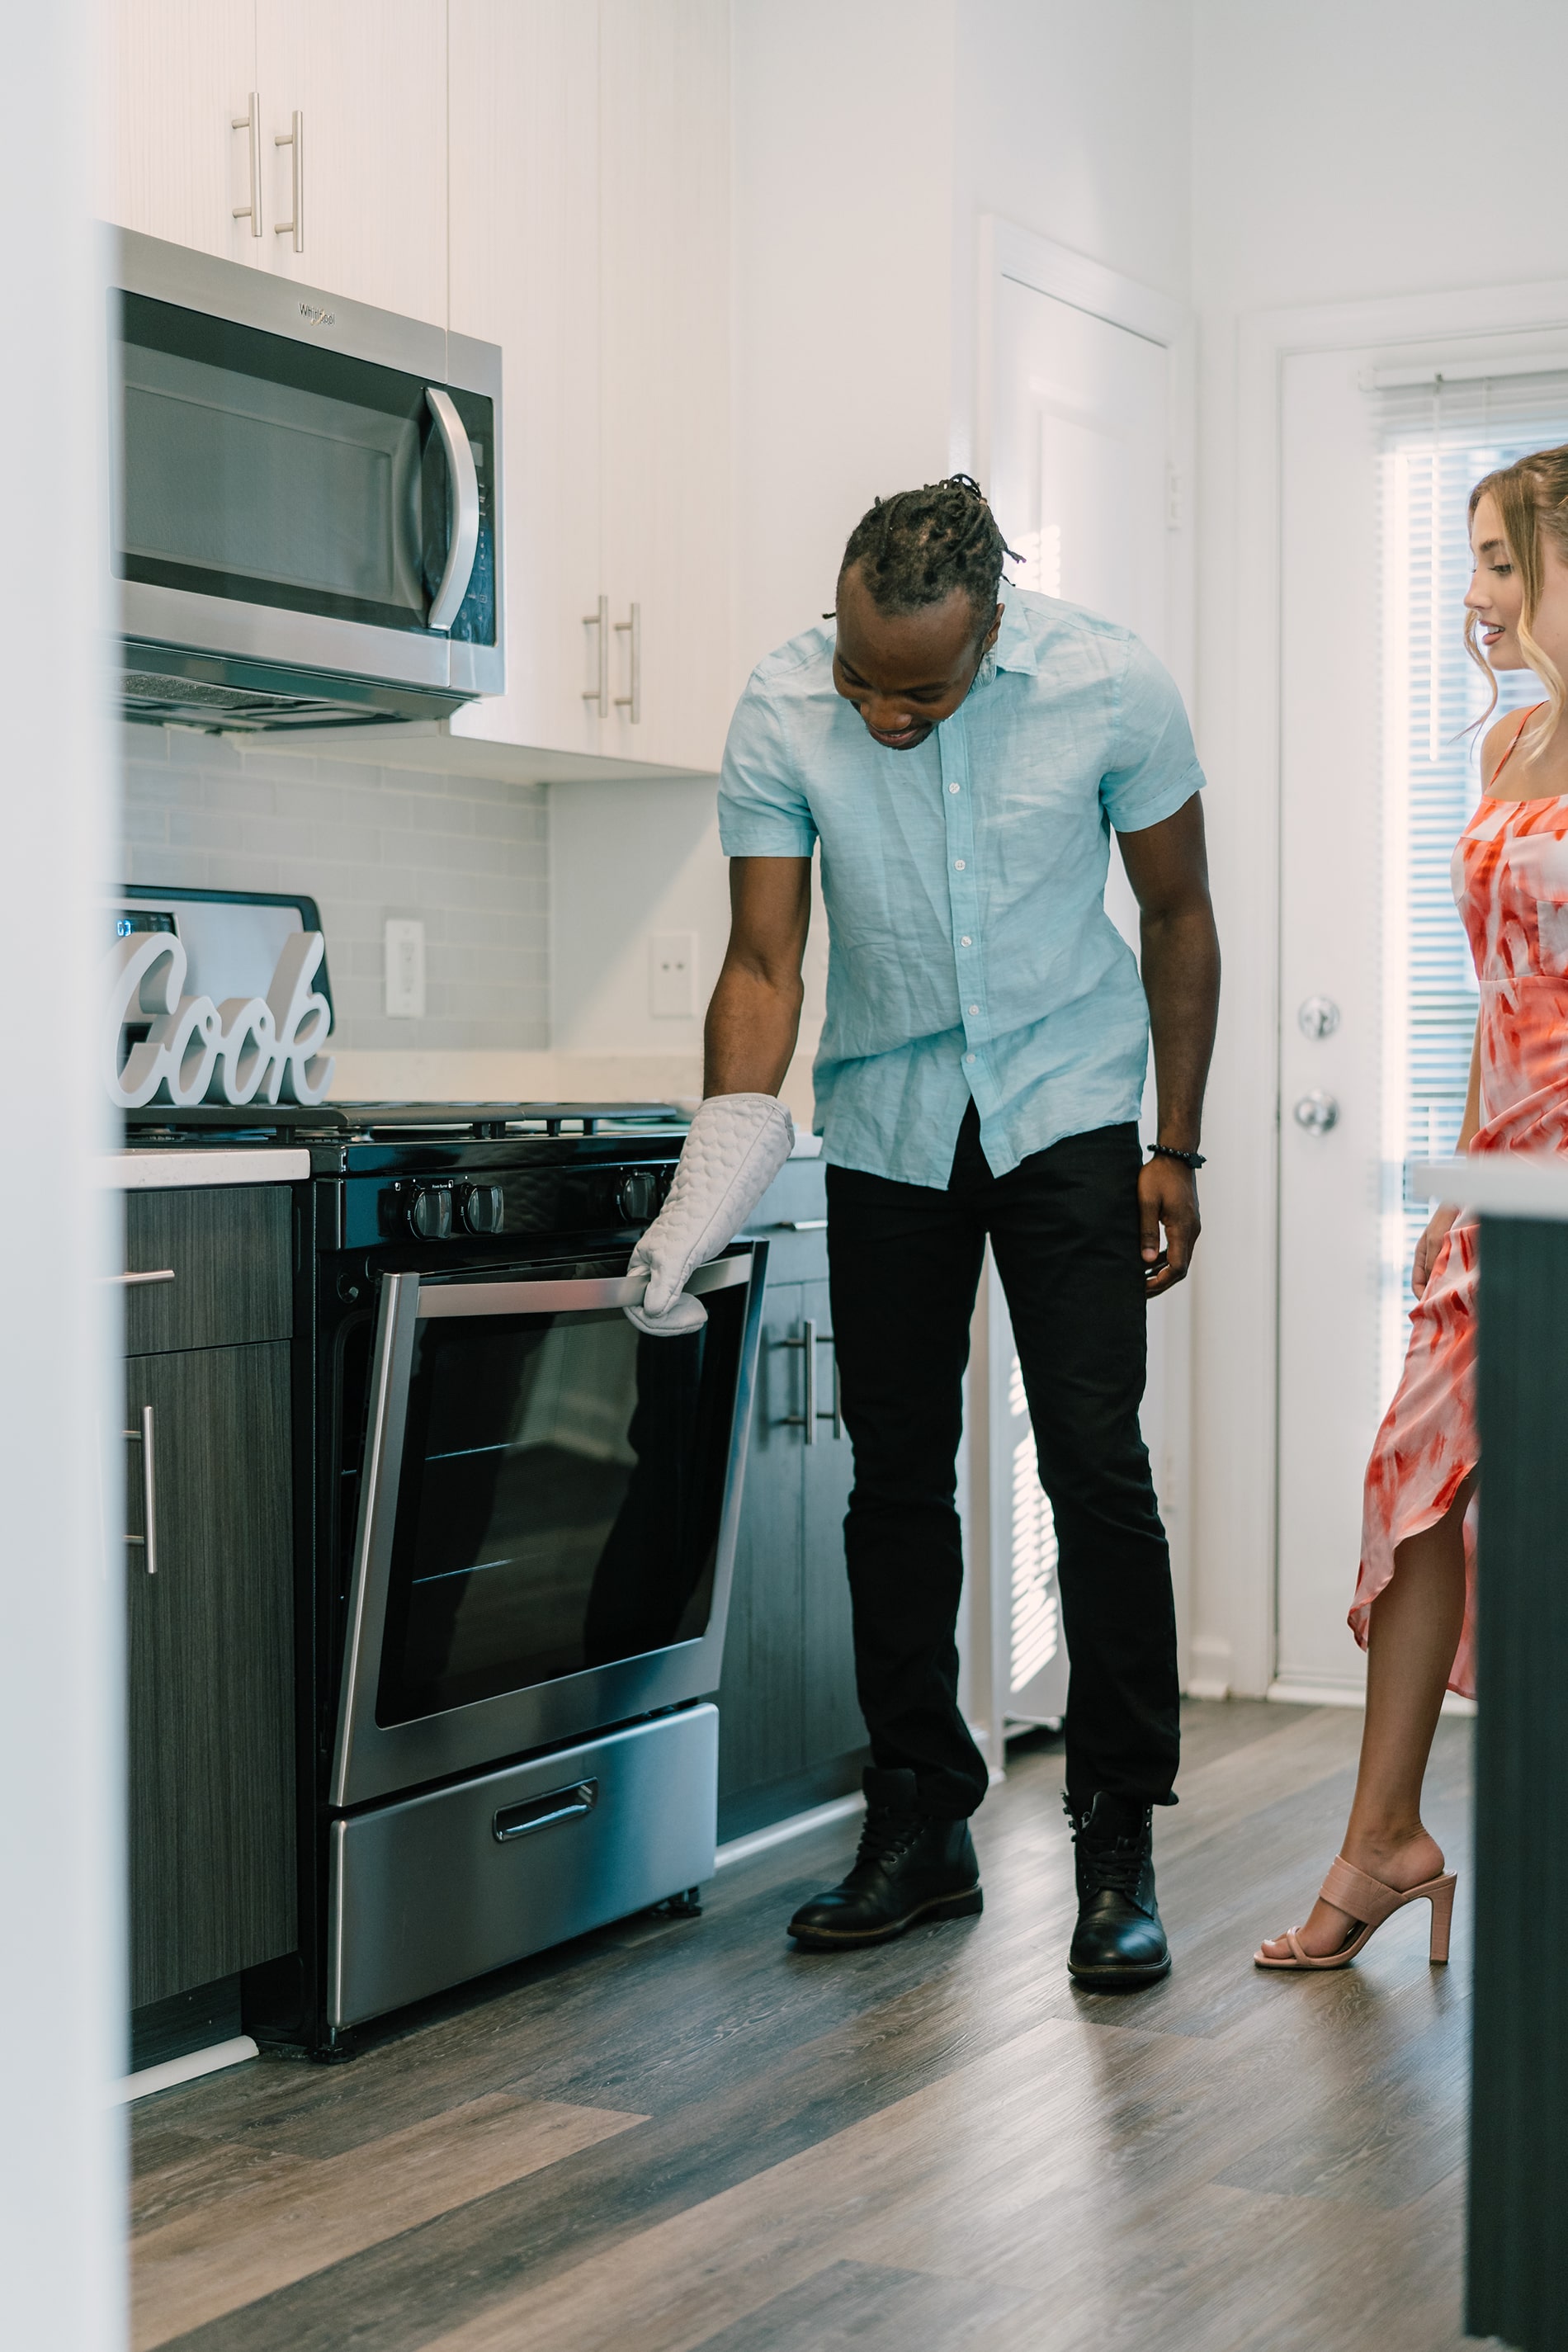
left=969, top=261, right=1188, bottom=1743
left=254, top=0, right=449, bottom=324
left=1275, top=347, right=1568, bottom=1696
left=103, top=0, right=261, bottom=262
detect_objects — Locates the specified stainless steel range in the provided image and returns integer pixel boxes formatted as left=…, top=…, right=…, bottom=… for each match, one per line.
left=121, top=918, right=766, bottom=2053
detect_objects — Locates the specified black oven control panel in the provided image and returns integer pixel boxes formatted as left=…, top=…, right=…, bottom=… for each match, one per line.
left=344, top=1158, right=679, bottom=1253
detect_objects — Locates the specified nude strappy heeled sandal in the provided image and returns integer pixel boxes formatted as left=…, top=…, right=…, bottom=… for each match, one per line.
left=1253, top=1854, right=1457, bottom=1971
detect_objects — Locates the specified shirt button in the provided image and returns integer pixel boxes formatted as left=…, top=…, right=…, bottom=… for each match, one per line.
left=968, top=1004, right=980, bottom=1015
left=949, top=782, right=960, bottom=794
left=960, top=935, right=972, bottom=947
left=953, top=858, right=966, bottom=871
left=965, top=1053, right=976, bottom=1065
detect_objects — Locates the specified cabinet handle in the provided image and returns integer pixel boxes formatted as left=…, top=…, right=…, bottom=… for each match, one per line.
left=232, top=92, right=263, bottom=235
left=274, top=109, right=304, bottom=252
left=583, top=594, right=609, bottom=716
left=102, top=1268, right=176, bottom=1287
left=614, top=602, right=641, bottom=723
left=424, top=387, right=481, bottom=632
left=494, top=1779, right=598, bottom=1841
left=123, top=1404, right=158, bottom=1577
left=824, top=1337, right=843, bottom=1441
left=778, top=1319, right=818, bottom=1443
left=771, top=1219, right=827, bottom=1231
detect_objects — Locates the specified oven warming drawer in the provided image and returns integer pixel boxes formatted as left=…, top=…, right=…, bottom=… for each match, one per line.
left=327, top=1705, right=717, bottom=2028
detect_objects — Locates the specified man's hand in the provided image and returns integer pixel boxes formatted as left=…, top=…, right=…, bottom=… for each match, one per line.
left=1138, top=1155, right=1200, bottom=1297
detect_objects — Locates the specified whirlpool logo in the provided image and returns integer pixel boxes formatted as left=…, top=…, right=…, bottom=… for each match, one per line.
left=298, top=300, right=336, bottom=328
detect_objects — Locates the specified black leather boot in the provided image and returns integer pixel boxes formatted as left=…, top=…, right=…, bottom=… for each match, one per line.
left=787, top=1768, right=983, bottom=1949
left=1066, top=1791, right=1171, bottom=1989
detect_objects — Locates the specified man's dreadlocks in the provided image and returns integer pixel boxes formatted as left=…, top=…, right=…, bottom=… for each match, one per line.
left=839, top=474, right=1018, bottom=633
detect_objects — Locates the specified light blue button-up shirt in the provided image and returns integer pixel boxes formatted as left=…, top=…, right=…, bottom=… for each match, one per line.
left=716, top=588, right=1205, bottom=1188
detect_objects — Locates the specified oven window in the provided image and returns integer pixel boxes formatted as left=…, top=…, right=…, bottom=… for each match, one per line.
left=374, top=1292, right=744, bottom=1723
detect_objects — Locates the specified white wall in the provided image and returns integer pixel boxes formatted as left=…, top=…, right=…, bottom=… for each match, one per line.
left=5, top=3, right=125, bottom=2345
left=1187, top=0, right=1568, bottom=1694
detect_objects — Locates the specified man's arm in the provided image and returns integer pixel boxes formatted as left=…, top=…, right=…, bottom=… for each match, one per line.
left=1117, top=794, right=1221, bottom=1297
left=704, top=855, right=813, bottom=1096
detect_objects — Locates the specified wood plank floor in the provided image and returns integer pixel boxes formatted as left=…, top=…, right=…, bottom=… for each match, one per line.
left=130, top=1701, right=1490, bottom=2352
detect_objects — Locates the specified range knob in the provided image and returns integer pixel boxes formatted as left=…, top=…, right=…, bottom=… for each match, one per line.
left=616, top=1169, right=659, bottom=1225
left=461, top=1182, right=505, bottom=1235
left=408, top=1184, right=453, bottom=1240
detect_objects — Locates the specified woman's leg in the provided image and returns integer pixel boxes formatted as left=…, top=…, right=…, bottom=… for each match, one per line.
left=1259, top=1473, right=1471, bottom=1961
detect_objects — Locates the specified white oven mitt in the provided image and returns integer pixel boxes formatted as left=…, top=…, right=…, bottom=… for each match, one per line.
left=625, top=1093, right=796, bottom=1336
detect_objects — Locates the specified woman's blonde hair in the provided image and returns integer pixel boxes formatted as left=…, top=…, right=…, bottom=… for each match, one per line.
left=1466, top=442, right=1568, bottom=758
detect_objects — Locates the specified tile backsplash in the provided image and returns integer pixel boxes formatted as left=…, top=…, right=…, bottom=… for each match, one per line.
left=120, top=725, right=548, bottom=1053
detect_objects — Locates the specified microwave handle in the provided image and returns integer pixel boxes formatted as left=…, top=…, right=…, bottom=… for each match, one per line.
left=424, top=386, right=481, bottom=633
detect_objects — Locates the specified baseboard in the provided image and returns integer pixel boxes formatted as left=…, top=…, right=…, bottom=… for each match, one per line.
left=114, top=2035, right=257, bottom=2105
left=716, top=1793, right=864, bottom=1870
left=1268, top=1677, right=1476, bottom=1719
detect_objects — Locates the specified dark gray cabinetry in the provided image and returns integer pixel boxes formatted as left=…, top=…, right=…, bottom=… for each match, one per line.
left=718, top=1165, right=866, bottom=1831
left=123, top=1186, right=297, bottom=2017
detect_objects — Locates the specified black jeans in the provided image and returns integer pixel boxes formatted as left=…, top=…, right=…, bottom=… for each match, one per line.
left=825, top=1106, right=1179, bottom=1821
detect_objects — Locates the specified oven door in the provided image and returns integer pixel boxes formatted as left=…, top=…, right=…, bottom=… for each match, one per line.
left=330, top=1248, right=766, bottom=1807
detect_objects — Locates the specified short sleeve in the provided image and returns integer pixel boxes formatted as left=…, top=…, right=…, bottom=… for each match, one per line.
left=717, top=671, right=819, bottom=858
left=1099, top=634, right=1206, bottom=834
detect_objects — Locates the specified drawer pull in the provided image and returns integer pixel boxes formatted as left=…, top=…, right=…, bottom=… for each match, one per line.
left=124, top=1405, right=158, bottom=1576
left=106, top=1268, right=176, bottom=1287
left=772, top=1219, right=827, bottom=1231
left=494, top=1779, right=598, bottom=1842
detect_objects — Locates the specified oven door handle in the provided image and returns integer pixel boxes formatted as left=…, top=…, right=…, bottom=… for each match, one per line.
left=414, top=1251, right=753, bottom=1321
left=424, top=385, right=481, bottom=633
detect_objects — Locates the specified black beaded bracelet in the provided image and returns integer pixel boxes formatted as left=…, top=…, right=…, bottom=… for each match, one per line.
left=1147, top=1142, right=1206, bottom=1169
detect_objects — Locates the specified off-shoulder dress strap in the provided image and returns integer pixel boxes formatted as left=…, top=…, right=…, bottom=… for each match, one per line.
left=1487, top=702, right=1547, bottom=790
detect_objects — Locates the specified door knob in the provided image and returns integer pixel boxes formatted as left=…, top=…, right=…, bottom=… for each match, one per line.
left=1293, top=1091, right=1339, bottom=1135
left=1298, top=994, right=1341, bottom=1040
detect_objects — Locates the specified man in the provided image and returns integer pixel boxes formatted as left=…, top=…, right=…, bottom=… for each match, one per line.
left=631, top=475, right=1219, bottom=1989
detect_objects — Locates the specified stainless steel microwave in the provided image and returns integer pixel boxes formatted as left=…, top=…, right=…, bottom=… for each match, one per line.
left=111, top=229, right=504, bottom=732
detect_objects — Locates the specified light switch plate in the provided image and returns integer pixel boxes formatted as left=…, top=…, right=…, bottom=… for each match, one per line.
left=384, top=918, right=426, bottom=1018
left=649, top=930, right=697, bottom=1018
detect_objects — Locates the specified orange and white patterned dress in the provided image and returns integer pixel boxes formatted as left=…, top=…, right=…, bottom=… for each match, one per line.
left=1353, top=706, right=1568, bottom=1696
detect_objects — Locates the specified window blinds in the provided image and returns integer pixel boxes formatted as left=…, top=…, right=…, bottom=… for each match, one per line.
left=1372, top=368, right=1568, bottom=1390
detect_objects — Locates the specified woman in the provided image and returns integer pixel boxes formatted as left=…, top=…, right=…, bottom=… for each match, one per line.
left=1257, top=442, right=1568, bottom=1970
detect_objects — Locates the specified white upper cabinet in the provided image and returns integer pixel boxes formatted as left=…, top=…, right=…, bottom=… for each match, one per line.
left=103, top=1, right=262, bottom=262
left=253, top=1, right=448, bottom=326
left=447, top=0, right=603, bottom=758
left=597, top=0, right=732, bottom=774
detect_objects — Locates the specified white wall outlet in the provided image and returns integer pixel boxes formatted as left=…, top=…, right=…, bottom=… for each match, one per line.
left=649, top=930, right=698, bottom=1019
left=384, top=918, right=427, bottom=1018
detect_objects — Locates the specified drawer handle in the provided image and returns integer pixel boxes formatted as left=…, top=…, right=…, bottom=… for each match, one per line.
left=124, top=1405, right=158, bottom=1576
left=494, top=1779, right=598, bottom=1842
left=105, top=1268, right=176, bottom=1288
left=772, top=1219, right=827, bottom=1231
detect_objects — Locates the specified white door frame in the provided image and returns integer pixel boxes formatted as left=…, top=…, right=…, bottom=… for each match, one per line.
left=1216, top=276, right=1568, bottom=1705
left=961, top=220, right=1195, bottom=1769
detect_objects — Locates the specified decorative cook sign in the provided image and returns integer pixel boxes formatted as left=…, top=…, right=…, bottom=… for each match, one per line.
left=103, top=928, right=335, bottom=1108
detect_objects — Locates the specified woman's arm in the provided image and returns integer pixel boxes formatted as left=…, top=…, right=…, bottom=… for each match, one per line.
left=1412, top=1017, right=1481, bottom=1296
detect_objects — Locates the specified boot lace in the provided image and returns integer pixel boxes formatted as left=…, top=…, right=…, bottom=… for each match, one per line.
left=1065, top=1795, right=1148, bottom=1898
left=854, top=1805, right=925, bottom=1873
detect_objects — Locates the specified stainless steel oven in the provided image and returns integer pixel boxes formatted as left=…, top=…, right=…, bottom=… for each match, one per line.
left=111, top=229, right=503, bottom=730
left=324, top=1240, right=765, bottom=2030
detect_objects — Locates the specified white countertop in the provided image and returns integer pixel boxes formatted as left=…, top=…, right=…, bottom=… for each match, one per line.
left=1411, top=1155, right=1568, bottom=1220
left=100, top=1148, right=312, bottom=1190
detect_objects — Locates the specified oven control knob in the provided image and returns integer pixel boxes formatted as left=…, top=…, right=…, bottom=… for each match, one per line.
left=461, top=1182, right=505, bottom=1235
left=616, top=1169, right=659, bottom=1225
left=409, top=1184, right=453, bottom=1241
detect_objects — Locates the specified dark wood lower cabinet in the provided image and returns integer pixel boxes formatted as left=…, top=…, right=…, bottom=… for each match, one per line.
left=125, top=1339, right=296, bottom=2010
left=717, top=1249, right=867, bottom=1834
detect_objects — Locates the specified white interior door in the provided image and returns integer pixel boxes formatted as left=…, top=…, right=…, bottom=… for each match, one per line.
left=969, top=262, right=1188, bottom=1740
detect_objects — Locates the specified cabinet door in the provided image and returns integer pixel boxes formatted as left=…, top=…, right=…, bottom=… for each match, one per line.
left=800, top=1278, right=866, bottom=1764
left=597, top=0, right=733, bottom=772
left=126, top=1343, right=296, bottom=2009
left=447, top=0, right=603, bottom=755
left=716, top=1282, right=805, bottom=1799
left=103, top=0, right=260, bottom=261
left=254, top=0, right=448, bottom=324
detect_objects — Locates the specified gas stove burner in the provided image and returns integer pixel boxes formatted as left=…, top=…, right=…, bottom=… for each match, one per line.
left=125, top=1098, right=687, bottom=1141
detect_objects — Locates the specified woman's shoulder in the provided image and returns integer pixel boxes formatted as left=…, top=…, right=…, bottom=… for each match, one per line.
left=1479, top=706, right=1535, bottom=796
